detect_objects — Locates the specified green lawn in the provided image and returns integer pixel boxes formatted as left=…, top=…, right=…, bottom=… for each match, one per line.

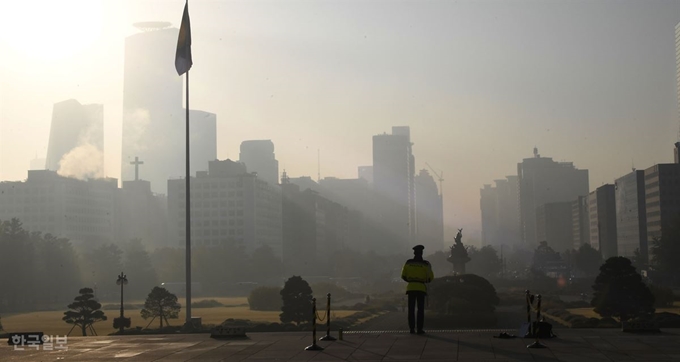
left=1, top=297, right=357, bottom=336
left=568, top=303, right=680, bottom=319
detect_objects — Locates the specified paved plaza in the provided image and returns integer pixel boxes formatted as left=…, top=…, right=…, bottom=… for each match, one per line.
left=2, top=328, right=680, bottom=361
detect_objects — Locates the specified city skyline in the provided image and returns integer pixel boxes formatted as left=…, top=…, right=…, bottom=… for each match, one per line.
left=1, top=1, right=680, bottom=239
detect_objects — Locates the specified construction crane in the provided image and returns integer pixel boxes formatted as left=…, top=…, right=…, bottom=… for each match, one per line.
left=425, top=162, right=444, bottom=198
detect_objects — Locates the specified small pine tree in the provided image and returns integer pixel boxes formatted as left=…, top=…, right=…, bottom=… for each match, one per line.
left=63, top=288, right=107, bottom=336
left=591, top=257, right=655, bottom=322
left=140, top=287, right=181, bottom=328
left=279, top=276, right=313, bottom=326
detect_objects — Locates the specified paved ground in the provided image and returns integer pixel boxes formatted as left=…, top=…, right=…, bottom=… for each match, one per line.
left=2, top=329, right=679, bottom=361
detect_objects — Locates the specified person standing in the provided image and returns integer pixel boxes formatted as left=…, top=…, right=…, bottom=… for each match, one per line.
left=401, top=245, right=434, bottom=334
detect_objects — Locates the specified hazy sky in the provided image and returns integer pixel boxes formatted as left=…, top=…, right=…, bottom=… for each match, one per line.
left=1, top=0, right=679, bottom=241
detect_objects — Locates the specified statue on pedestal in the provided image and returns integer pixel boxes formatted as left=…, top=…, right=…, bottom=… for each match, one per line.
left=447, top=228, right=470, bottom=275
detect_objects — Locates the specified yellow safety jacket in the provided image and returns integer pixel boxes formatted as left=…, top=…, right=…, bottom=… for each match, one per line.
left=401, top=258, right=434, bottom=294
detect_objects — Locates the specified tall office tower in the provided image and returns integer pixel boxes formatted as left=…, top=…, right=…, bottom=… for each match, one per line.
left=372, top=126, right=416, bottom=249
left=615, top=170, right=647, bottom=262
left=415, top=170, right=444, bottom=252
left=189, top=110, right=217, bottom=174
left=517, top=148, right=589, bottom=246
left=588, top=184, right=618, bottom=259
left=121, top=22, right=216, bottom=194
left=644, top=161, right=680, bottom=247
left=480, top=176, right=521, bottom=247
left=572, top=196, right=589, bottom=249
left=0, top=170, right=119, bottom=245
left=239, top=140, right=279, bottom=186
left=45, top=99, right=104, bottom=177
left=167, top=159, right=282, bottom=255
left=536, top=202, right=574, bottom=253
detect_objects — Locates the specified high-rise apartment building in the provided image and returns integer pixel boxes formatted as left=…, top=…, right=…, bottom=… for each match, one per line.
left=239, top=140, right=279, bottom=186
left=415, top=169, right=444, bottom=252
left=588, top=184, right=618, bottom=259
left=480, top=176, right=521, bottom=247
left=517, top=148, right=589, bottom=246
left=644, top=162, right=680, bottom=244
left=615, top=170, right=647, bottom=262
left=372, top=126, right=415, bottom=249
left=120, top=180, right=168, bottom=248
left=536, top=202, right=574, bottom=253
left=280, top=174, right=349, bottom=275
left=167, top=159, right=282, bottom=255
left=122, top=23, right=216, bottom=194
left=46, top=99, right=104, bottom=177
left=572, top=196, right=589, bottom=249
left=0, top=170, right=119, bottom=245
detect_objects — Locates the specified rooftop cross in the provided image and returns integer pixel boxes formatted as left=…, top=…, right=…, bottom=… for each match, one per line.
left=130, top=156, right=144, bottom=181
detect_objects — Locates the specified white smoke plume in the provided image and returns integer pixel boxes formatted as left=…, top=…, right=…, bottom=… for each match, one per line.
left=57, top=106, right=105, bottom=180
left=57, top=144, right=104, bottom=180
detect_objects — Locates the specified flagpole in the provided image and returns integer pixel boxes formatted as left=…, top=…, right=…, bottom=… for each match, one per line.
left=185, top=69, right=192, bottom=327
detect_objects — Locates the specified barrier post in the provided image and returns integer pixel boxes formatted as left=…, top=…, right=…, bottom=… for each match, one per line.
left=305, top=298, right=324, bottom=351
left=527, top=294, right=547, bottom=349
left=524, top=290, right=532, bottom=338
left=339, top=328, right=343, bottom=341
left=320, top=293, right=336, bottom=341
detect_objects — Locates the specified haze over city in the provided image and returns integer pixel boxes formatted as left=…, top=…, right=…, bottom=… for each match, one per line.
left=1, top=0, right=679, bottom=239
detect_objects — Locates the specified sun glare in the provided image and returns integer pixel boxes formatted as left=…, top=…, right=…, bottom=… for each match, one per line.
left=1, top=1, right=103, bottom=61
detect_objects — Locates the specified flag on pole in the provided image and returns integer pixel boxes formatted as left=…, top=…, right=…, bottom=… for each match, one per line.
left=175, top=0, right=192, bottom=75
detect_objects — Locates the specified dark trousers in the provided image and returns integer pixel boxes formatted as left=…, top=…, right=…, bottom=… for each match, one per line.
left=407, top=291, right=426, bottom=331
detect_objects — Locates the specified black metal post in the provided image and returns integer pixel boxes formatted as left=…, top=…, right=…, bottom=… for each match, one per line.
left=116, top=272, right=128, bottom=333
left=320, top=293, right=336, bottom=341
left=305, top=298, right=323, bottom=351
left=185, top=69, right=192, bottom=328
left=527, top=294, right=547, bottom=349
left=525, top=290, right=531, bottom=338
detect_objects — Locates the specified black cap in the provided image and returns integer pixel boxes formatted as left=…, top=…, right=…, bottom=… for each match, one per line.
left=412, top=245, right=425, bottom=252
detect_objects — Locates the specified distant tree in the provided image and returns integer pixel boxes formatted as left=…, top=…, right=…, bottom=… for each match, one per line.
left=532, top=241, right=562, bottom=271
left=630, top=248, right=644, bottom=270
left=140, top=287, right=181, bottom=328
left=573, top=243, right=602, bottom=277
left=250, top=245, right=283, bottom=282
left=280, top=276, right=313, bottom=325
left=467, top=245, right=502, bottom=277
left=649, top=284, right=674, bottom=308
left=86, top=243, right=124, bottom=299
left=591, top=257, right=655, bottom=322
left=63, top=288, right=107, bottom=336
left=505, top=246, right=533, bottom=276
left=0, top=314, right=4, bottom=332
left=248, top=286, right=283, bottom=311
left=0, top=218, right=37, bottom=309
left=150, top=247, right=185, bottom=283
left=651, top=219, right=680, bottom=285
left=123, top=239, right=158, bottom=300
left=425, top=251, right=451, bottom=278
left=37, top=233, right=81, bottom=304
